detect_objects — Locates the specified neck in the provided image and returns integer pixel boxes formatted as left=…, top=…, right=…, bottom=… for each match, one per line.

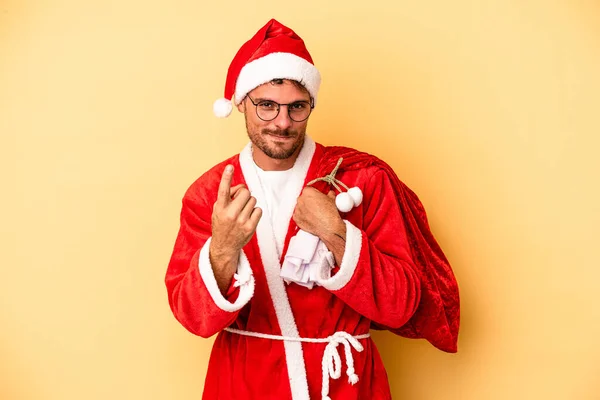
left=252, top=143, right=303, bottom=171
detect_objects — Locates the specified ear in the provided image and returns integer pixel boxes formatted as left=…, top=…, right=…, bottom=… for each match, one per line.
left=327, top=190, right=336, bottom=200
left=236, top=99, right=245, bottom=113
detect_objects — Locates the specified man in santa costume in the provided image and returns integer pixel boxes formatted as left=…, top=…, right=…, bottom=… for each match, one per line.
left=165, top=19, right=460, bottom=400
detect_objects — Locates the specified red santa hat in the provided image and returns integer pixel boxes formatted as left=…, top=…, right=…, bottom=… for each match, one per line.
left=213, top=19, right=322, bottom=118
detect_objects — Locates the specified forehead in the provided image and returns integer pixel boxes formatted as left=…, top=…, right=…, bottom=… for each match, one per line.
left=249, top=80, right=310, bottom=102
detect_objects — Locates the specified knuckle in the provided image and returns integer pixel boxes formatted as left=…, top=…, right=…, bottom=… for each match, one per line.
left=244, top=221, right=256, bottom=232
left=240, top=190, right=251, bottom=201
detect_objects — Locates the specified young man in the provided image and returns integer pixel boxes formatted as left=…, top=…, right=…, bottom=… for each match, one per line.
left=165, top=19, right=459, bottom=400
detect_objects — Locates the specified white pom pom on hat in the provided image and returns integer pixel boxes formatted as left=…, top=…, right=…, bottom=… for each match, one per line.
left=213, top=19, right=321, bottom=118
left=213, top=98, right=233, bottom=118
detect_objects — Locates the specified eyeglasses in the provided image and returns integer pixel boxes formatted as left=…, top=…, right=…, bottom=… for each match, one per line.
left=246, top=95, right=314, bottom=122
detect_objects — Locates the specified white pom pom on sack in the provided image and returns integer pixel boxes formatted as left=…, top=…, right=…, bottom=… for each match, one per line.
left=213, top=98, right=233, bottom=118
left=335, top=192, right=354, bottom=213
left=347, top=187, right=363, bottom=207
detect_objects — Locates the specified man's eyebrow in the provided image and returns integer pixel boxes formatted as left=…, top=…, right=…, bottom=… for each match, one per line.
left=253, top=97, right=311, bottom=103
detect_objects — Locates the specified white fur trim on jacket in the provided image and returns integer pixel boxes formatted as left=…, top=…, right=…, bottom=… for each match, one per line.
left=198, top=237, right=255, bottom=312
left=238, top=136, right=316, bottom=400
left=235, top=52, right=321, bottom=105
left=317, top=220, right=363, bottom=291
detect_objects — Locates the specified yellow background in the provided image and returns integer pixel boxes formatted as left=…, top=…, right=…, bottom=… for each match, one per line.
left=2, top=0, right=599, bottom=399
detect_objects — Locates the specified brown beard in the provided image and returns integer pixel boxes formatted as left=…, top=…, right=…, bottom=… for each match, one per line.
left=244, top=116, right=306, bottom=160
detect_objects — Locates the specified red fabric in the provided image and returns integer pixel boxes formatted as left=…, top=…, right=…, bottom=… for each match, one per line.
left=312, top=147, right=460, bottom=353
left=223, top=19, right=314, bottom=100
left=164, top=142, right=458, bottom=400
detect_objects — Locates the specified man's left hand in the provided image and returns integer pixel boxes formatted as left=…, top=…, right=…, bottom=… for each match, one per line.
left=293, top=187, right=345, bottom=240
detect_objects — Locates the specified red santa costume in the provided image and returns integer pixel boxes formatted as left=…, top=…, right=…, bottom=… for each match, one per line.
left=165, top=19, right=459, bottom=400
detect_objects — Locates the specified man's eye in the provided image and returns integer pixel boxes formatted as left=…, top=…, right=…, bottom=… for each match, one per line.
left=259, top=101, right=276, bottom=109
left=290, top=102, right=307, bottom=110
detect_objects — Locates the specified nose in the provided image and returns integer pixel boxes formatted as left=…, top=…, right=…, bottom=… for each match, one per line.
left=273, top=106, right=293, bottom=130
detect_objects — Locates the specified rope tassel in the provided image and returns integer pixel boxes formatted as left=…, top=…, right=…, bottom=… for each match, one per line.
left=321, top=332, right=365, bottom=400
left=307, top=157, right=363, bottom=213
left=223, top=327, right=369, bottom=400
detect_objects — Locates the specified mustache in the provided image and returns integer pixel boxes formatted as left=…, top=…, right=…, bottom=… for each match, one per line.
left=262, top=129, right=296, bottom=137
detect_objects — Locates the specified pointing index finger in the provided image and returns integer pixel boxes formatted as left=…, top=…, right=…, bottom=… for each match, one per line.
left=217, top=165, right=234, bottom=204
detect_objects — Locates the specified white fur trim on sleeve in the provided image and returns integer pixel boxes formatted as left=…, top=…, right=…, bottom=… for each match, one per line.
left=317, top=220, right=362, bottom=291
left=198, top=237, right=255, bottom=312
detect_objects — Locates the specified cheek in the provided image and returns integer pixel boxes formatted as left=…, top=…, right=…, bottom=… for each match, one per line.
left=295, top=121, right=309, bottom=132
left=245, top=112, right=262, bottom=129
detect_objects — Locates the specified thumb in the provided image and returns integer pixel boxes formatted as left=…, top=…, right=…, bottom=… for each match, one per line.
left=327, top=190, right=336, bottom=200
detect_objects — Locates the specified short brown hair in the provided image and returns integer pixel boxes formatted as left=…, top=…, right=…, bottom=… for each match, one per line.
left=270, top=79, right=310, bottom=95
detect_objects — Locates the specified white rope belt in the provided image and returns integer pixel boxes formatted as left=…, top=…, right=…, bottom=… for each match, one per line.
left=224, top=327, right=370, bottom=400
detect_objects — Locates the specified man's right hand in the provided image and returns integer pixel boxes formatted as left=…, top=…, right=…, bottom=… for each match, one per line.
left=209, top=165, right=262, bottom=293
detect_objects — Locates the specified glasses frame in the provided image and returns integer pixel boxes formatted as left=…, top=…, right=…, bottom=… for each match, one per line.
left=246, top=95, right=314, bottom=122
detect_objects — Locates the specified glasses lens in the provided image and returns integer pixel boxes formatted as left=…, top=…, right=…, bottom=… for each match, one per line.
left=256, top=101, right=279, bottom=121
left=289, top=101, right=312, bottom=122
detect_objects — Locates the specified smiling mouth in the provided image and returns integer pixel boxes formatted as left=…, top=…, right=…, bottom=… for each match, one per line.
left=267, top=134, right=295, bottom=139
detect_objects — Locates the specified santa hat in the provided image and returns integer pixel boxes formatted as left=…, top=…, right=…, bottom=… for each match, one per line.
left=213, top=19, right=321, bottom=118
